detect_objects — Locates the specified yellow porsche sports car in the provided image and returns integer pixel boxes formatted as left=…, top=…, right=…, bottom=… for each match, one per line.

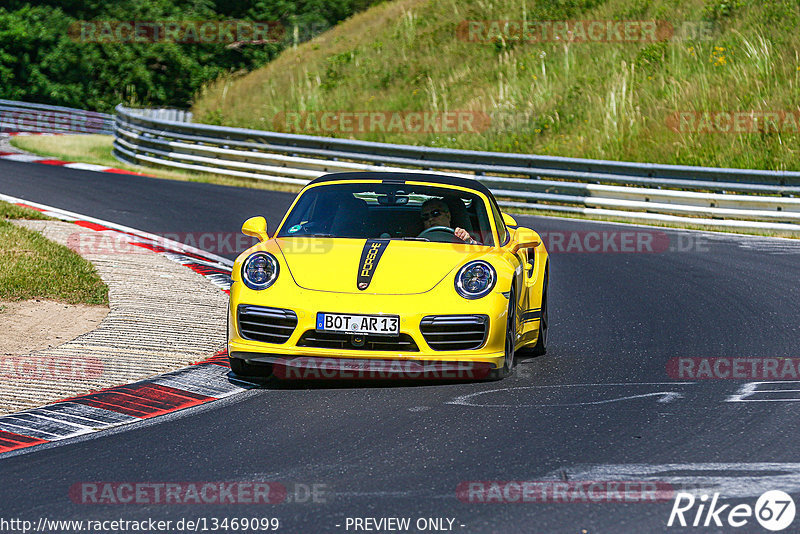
left=228, top=172, right=549, bottom=380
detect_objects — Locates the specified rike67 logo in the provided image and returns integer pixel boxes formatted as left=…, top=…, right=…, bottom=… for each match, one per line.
left=668, top=490, right=796, bottom=531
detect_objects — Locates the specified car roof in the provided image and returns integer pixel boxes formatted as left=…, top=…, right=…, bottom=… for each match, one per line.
left=307, top=172, right=495, bottom=199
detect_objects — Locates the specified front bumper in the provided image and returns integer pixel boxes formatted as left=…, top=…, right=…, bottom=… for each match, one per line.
left=228, top=282, right=508, bottom=370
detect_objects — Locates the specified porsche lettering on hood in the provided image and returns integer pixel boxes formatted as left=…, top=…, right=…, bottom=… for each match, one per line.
left=276, top=238, right=485, bottom=294
left=357, top=239, right=390, bottom=290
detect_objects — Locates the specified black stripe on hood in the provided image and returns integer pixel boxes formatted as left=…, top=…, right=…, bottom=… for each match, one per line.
left=356, top=239, right=390, bottom=291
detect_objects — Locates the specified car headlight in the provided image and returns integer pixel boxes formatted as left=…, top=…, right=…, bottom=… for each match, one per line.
left=455, top=260, right=496, bottom=299
left=242, top=252, right=279, bottom=290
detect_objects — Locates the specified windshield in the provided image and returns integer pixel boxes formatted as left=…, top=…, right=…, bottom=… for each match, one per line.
left=277, top=182, right=495, bottom=246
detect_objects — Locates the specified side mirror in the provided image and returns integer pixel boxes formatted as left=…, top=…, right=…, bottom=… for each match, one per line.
left=242, top=216, right=269, bottom=242
left=511, top=227, right=540, bottom=254
left=502, top=212, right=518, bottom=228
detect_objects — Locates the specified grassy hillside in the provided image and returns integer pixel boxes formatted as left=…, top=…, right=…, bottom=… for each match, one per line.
left=193, top=0, right=800, bottom=170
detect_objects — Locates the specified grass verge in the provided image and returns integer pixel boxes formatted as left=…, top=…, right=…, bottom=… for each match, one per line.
left=9, top=135, right=303, bottom=193
left=0, top=201, right=109, bottom=304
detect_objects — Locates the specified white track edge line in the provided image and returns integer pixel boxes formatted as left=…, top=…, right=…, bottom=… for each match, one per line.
left=0, top=192, right=233, bottom=267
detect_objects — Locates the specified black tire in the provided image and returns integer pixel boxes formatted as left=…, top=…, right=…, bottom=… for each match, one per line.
left=489, top=286, right=516, bottom=380
left=530, top=268, right=548, bottom=357
left=229, top=357, right=273, bottom=377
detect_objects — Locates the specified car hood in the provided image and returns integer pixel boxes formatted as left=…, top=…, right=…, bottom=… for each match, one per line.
left=275, top=238, right=488, bottom=294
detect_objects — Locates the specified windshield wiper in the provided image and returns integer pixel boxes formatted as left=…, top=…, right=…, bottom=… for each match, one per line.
left=397, top=237, right=429, bottom=241
left=281, top=233, right=334, bottom=238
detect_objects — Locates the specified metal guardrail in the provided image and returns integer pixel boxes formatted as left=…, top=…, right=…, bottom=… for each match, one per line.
left=0, top=99, right=114, bottom=135
left=113, top=105, right=800, bottom=234
left=123, top=107, right=193, bottom=123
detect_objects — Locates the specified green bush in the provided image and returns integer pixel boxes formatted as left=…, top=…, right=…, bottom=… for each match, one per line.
left=0, top=0, right=381, bottom=112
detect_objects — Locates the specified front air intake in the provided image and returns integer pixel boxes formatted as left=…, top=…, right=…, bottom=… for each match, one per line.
left=419, top=315, right=489, bottom=351
left=237, top=305, right=297, bottom=344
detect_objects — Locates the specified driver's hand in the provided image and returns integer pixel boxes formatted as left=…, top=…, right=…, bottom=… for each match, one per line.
left=455, top=227, right=477, bottom=244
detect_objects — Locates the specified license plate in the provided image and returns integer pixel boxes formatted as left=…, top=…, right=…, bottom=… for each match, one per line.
left=316, top=313, right=399, bottom=336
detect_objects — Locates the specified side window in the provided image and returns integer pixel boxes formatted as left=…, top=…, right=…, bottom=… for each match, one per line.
left=490, top=202, right=509, bottom=245
left=468, top=199, right=495, bottom=246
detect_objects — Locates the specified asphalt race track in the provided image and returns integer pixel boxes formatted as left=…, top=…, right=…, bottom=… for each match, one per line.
left=2, top=159, right=800, bottom=533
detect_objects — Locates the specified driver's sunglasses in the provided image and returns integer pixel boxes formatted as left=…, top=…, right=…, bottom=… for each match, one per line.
left=420, top=209, right=448, bottom=221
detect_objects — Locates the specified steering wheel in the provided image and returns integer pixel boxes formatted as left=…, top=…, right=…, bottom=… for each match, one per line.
left=418, top=225, right=461, bottom=243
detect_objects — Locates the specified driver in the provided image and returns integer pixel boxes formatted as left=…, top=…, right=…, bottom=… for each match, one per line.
left=420, top=199, right=478, bottom=244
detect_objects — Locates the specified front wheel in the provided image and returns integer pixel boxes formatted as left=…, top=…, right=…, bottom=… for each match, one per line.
left=489, top=286, right=516, bottom=380
left=530, top=268, right=548, bottom=356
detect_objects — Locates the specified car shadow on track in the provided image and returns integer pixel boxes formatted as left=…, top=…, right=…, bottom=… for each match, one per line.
left=226, top=352, right=551, bottom=390
left=227, top=372, right=494, bottom=390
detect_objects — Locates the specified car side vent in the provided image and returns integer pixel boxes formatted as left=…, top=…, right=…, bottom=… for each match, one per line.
left=237, top=305, right=297, bottom=344
left=419, top=315, right=489, bottom=351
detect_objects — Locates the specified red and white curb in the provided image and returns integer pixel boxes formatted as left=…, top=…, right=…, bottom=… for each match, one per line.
left=0, top=193, right=247, bottom=455
left=0, top=350, right=250, bottom=454
left=0, top=133, right=152, bottom=177
left=0, top=193, right=233, bottom=291
left=2, top=132, right=63, bottom=137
